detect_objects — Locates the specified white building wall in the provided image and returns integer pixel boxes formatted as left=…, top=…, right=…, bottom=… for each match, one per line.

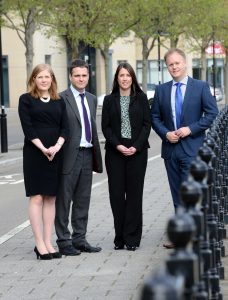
left=2, top=27, right=68, bottom=107
left=2, top=27, right=26, bottom=107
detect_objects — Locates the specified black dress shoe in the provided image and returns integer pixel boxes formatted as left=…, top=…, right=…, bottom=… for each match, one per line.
left=114, top=245, right=124, bottom=250
left=50, top=251, right=62, bottom=259
left=75, top=243, right=102, bottom=253
left=126, top=245, right=137, bottom=251
left=59, top=245, right=81, bottom=256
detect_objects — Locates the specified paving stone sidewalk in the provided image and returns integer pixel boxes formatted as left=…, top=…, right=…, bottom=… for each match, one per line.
left=0, top=156, right=175, bottom=300
left=0, top=147, right=228, bottom=299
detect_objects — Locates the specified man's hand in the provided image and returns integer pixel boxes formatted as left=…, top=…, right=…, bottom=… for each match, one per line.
left=175, top=127, right=191, bottom=138
left=166, top=131, right=179, bottom=143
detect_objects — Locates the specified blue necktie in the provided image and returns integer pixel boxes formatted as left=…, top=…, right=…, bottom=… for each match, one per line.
left=79, top=93, right=91, bottom=143
left=175, top=82, right=183, bottom=129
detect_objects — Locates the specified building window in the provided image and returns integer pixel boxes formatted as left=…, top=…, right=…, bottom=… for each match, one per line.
left=136, top=60, right=171, bottom=84
left=192, top=58, right=224, bottom=89
left=45, top=55, right=51, bottom=65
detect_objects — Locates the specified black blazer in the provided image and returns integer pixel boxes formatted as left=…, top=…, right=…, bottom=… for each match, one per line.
left=102, top=91, right=151, bottom=152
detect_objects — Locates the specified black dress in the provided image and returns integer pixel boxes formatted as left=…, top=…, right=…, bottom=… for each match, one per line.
left=18, top=93, right=68, bottom=197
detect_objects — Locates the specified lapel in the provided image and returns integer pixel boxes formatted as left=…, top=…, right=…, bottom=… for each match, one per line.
left=181, top=77, right=193, bottom=119
left=85, top=91, right=93, bottom=117
left=113, top=93, right=121, bottom=120
left=65, top=89, right=81, bottom=124
left=129, top=94, right=137, bottom=106
left=165, top=81, right=173, bottom=121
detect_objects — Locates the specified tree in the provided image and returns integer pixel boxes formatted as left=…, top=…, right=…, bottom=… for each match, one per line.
left=130, top=0, right=188, bottom=90
left=215, top=0, right=228, bottom=105
left=1, top=0, right=48, bottom=80
left=84, top=1, right=139, bottom=93
left=184, top=0, right=222, bottom=81
left=129, top=0, right=162, bottom=91
left=46, top=0, right=139, bottom=93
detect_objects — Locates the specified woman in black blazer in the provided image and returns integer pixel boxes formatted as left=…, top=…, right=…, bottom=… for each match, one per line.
left=102, top=63, right=151, bottom=251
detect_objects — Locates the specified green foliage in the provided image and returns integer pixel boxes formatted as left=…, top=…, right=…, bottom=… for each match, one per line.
left=45, top=0, right=136, bottom=56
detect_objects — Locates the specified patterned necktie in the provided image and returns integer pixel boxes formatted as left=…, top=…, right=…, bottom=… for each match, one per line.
left=79, top=93, right=91, bottom=143
left=175, top=82, right=183, bottom=129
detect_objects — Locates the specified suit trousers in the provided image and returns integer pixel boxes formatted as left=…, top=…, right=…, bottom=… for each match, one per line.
left=105, top=147, right=148, bottom=247
left=164, top=142, right=194, bottom=209
left=55, top=148, right=93, bottom=248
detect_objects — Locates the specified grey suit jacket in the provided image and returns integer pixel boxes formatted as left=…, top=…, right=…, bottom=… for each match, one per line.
left=60, top=88, right=103, bottom=174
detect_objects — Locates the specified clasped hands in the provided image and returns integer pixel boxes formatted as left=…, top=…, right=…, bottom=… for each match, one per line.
left=166, top=126, right=191, bottom=143
left=116, top=145, right=137, bottom=156
left=42, top=144, right=61, bottom=161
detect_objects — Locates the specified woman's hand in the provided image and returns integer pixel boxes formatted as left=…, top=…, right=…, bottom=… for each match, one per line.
left=116, top=145, right=137, bottom=156
left=128, top=147, right=137, bottom=155
left=47, top=144, right=61, bottom=161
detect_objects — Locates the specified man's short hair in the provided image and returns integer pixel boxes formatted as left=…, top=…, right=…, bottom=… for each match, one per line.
left=164, top=48, right=186, bottom=63
left=69, top=59, right=89, bottom=75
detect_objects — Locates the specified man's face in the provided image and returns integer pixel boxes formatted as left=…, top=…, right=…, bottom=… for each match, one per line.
left=70, top=67, right=89, bottom=92
left=166, top=52, right=187, bottom=81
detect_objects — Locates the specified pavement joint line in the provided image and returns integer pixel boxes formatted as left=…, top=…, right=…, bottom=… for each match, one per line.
left=0, top=220, right=30, bottom=245
left=0, top=156, right=22, bottom=165
left=0, top=153, right=160, bottom=246
left=148, top=154, right=161, bottom=162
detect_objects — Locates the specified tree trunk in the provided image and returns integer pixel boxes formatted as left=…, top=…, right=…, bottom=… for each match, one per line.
left=224, top=49, right=228, bottom=105
left=24, top=8, right=36, bottom=81
left=100, top=46, right=110, bottom=94
left=65, top=36, right=80, bottom=62
left=141, top=37, right=149, bottom=93
left=200, top=49, right=207, bottom=81
left=71, top=45, right=79, bottom=61
left=170, top=37, right=179, bottom=48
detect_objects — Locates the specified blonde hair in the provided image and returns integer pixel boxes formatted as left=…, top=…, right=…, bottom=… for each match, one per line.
left=164, top=48, right=186, bottom=63
left=27, top=64, right=60, bottom=100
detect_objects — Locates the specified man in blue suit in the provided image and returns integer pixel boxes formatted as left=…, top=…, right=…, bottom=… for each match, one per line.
left=151, top=48, right=218, bottom=247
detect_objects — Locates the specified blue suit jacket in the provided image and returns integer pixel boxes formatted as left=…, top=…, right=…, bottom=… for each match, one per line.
left=151, top=77, right=218, bottom=159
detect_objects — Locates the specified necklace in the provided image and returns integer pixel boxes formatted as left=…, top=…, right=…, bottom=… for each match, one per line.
left=40, top=96, right=50, bottom=103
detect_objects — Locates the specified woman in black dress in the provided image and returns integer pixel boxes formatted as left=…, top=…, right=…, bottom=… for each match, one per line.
left=18, top=64, right=68, bottom=260
left=102, top=63, right=151, bottom=251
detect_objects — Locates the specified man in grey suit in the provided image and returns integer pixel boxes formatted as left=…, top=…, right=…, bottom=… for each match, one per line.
left=55, top=59, right=103, bottom=255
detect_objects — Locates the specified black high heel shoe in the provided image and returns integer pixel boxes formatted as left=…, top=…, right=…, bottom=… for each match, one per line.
left=34, top=247, right=52, bottom=260
left=50, top=251, right=62, bottom=259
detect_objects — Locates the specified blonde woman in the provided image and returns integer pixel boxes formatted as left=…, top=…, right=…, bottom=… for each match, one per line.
left=18, top=64, right=68, bottom=260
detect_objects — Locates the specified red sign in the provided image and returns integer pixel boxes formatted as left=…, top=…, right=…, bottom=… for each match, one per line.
left=205, top=42, right=226, bottom=54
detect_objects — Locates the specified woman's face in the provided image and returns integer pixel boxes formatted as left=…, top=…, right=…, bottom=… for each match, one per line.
left=117, top=67, right=132, bottom=92
left=34, top=69, right=52, bottom=94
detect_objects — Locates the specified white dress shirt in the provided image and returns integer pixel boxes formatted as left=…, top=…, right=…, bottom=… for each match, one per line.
left=171, top=76, right=188, bottom=130
left=70, top=85, right=92, bottom=147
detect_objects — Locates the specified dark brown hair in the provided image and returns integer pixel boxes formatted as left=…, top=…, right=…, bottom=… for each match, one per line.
left=164, top=48, right=186, bottom=63
left=27, top=64, right=60, bottom=100
left=69, top=59, right=89, bottom=75
left=111, top=62, right=142, bottom=95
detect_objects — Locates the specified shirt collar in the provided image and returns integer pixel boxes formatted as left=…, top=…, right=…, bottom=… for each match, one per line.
left=172, top=76, right=188, bottom=86
left=70, top=84, right=85, bottom=97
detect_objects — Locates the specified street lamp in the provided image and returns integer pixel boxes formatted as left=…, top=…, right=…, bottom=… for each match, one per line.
left=0, top=23, right=8, bottom=153
left=157, top=32, right=161, bottom=85
left=212, top=32, right=216, bottom=100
